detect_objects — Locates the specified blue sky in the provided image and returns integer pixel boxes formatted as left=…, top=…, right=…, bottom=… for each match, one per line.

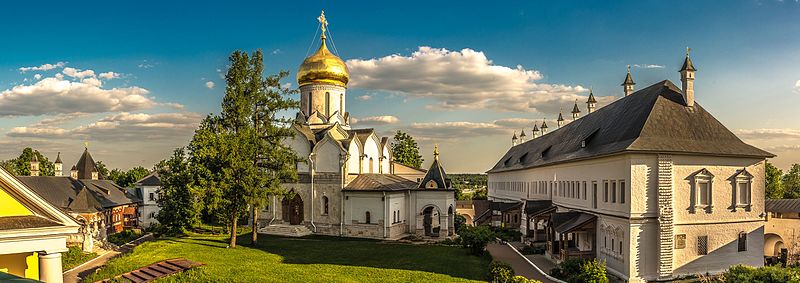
left=1, top=0, right=799, bottom=172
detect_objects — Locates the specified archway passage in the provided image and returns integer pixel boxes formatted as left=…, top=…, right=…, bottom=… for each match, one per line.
left=422, top=206, right=441, bottom=237
left=282, top=195, right=304, bottom=225
left=764, top=233, right=785, bottom=257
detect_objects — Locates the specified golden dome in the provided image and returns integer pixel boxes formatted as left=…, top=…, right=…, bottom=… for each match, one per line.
left=297, top=38, right=349, bottom=87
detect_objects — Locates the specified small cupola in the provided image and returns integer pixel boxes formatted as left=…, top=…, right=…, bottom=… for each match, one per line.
left=519, top=129, right=527, bottom=143
left=557, top=108, right=565, bottom=128
left=622, top=65, right=635, bottom=96
left=586, top=88, right=597, bottom=114
left=679, top=47, right=697, bottom=107
left=540, top=119, right=549, bottom=134
left=571, top=99, right=581, bottom=120
left=532, top=124, right=540, bottom=139
left=511, top=132, right=518, bottom=147
left=29, top=154, right=40, bottom=176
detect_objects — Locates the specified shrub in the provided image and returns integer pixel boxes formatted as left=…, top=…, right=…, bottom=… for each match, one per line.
left=107, top=229, right=142, bottom=246
left=492, top=227, right=522, bottom=242
left=511, top=275, right=542, bottom=283
left=520, top=244, right=546, bottom=255
left=721, top=264, right=800, bottom=283
left=454, top=214, right=467, bottom=233
left=459, top=225, right=495, bottom=255
left=550, top=258, right=607, bottom=283
left=489, top=260, right=515, bottom=283
left=440, top=237, right=461, bottom=246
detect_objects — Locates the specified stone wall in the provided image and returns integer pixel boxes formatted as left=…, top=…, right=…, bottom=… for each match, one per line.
left=343, top=223, right=384, bottom=239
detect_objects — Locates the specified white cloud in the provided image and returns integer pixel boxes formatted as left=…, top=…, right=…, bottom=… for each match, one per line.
left=357, top=95, right=372, bottom=101
left=62, top=67, right=96, bottom=79
left=272, top=49, right=281, bottom=55
left=138, top=60, right=155, bottom=69
left=98, top=72, right=120, bottom=80
left=352, top=115, right=399, bottom=125
left=19, top=62, right=65, bottom=73
left=401, top=117, right=559, bottom=141
left=346, top=46, right=606, bottom=114
left=734, top=128, right=800, bottom=140
left=0, top=76, right=156, bottom=116
left=8, top=112, right=202, bottom=142
left=794, top=80, right=800, bottom=93
left=205, top=81, right=215, bottom=89
left=33, top=74, right=42, bottom=80
left=633, top=64, right=665, bottom=69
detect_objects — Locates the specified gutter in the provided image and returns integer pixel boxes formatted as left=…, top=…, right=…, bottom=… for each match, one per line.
left=340, top=153, right=349, bottom=236
left=309, top=153, right=317, bottom=232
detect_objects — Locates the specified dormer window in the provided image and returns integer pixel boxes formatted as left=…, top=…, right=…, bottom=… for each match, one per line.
left=732, top=169, right=753, bottom=211
left=691, top=169, right=714, bottom=213
left=426, top=180, right=438, bottom=189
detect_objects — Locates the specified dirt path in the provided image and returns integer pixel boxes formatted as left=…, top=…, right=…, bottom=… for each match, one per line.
left=486, top=243, right=557, bottom=283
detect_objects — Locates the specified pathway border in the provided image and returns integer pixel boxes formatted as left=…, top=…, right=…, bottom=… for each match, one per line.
left=503, top=242, right=566, bottom=283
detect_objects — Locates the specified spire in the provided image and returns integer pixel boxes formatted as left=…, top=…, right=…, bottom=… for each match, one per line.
left=532, top=123, right=540, bottom=139
left=54, top=152, right=63, bottom=176
left=433, top=144, right=439, bottom=161
left=318, top=10, right=328, bottom=41
left=519, top=129, right=527, bottom=143
left=571, top=99, right=581, bottom=120
left=586, top=87, right=597, bottom=114
left=622, top=65, right=635, bottom=96
left=511, top=131, right=518, bottom=146
left=541, top=119, right=548, bottom=134
left=419, top=147, right=450, bottom=189
left=557, top=108, right=565, bottom=128
left=679, top=47, right=697, bottom=107
left=75, top=147, right=101, bottom=180
left=55, top=152, right=62, bottom=164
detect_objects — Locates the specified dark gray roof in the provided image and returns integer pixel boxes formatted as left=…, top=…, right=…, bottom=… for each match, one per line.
left=525, top=200, right=555, bottom=216
left=136, top=172, right=161, bottom=186
left=551, top=211, right=596, bottom=234
left=344, top=174, right=419, bottom=192
left=622, top=71, right=635, bottom=85
left=766, top=199, right=800, bottom=213
left=75, top=148, right=101, bottom=179
left=18, top=176, right=140, bottom=213
left=473, top=201, right=523, bottom=223
left=489, top=80, right=773, bottom=173
left=681, top=55, right=697, bottom=71
left=418, top=157, right=450, bottom=189
left=0, top=215, right=61, bottom=231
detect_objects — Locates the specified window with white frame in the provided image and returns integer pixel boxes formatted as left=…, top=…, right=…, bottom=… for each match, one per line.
left=692, top=169, right=714, bottom=213
left=733, top=169, right=753, bottom=210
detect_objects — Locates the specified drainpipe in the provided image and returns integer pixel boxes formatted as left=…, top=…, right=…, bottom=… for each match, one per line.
left=340, top=153, right=349, bottom=236
left=383, top=191, right=388, bottom=239
left=309, top=153, right=317, bottom=232
left=269, top=195, right=276, bottom=225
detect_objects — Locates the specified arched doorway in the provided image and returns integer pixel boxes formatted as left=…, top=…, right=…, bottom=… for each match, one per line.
left=422, top=206, right=441, bottom=237
left=764, top=233, right=785, bottom=257
left=282, top=194, right=304, bottom=225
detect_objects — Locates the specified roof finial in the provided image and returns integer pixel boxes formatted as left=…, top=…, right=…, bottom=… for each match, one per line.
left=318, top=10, right=328, bottom=40
left=627, top=65, right=631, bottom=73
left=433, top=144, right=439, bottom=161
left=686, top=46, right=691, bottom=57
left=83, top=141, right=89, bottom=149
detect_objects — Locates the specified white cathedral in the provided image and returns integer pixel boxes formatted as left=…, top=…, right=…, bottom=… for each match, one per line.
left=256, top=12, right=456, bottom=240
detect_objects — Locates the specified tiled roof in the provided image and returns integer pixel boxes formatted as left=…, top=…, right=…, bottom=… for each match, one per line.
left=418, top=158, right=450, bottom=189
left=18, top=176, right=140, bottom=213
left=75, top=148, right=101, bottom=179
left=489, top=80, right=773, bottom=173
left=551, top=211, right=596, bottom=234
left=136, top=172, right=161, bottom=186
left=766, top=199, right=800, bottom=213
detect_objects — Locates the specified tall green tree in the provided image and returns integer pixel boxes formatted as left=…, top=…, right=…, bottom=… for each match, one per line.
left=783, top=164, right=800, bottom=199
left=391, top=131, right=423, bottom=168
left=189, top=49, right=299, bottom=248
left=765, top=162, right=785, bottom=199
left=3, top=148, right=55, bottom=176
left=155, top=148, right=197, bottom=235
left=95, top=161, right=109, bottom=178
left=108, top=166, right=151, bottom=188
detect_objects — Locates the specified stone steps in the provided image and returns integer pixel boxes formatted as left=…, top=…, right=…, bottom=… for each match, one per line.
left=258, top=224, right=312, bottom=237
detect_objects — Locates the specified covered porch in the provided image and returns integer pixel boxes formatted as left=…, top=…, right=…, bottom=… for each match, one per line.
left=546, top=211, right=597, bottom=262
left=524, top=200, right=555, bottom=243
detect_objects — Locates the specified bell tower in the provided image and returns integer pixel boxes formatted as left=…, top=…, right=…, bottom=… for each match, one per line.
left=297, top=11, right=351, bottom=129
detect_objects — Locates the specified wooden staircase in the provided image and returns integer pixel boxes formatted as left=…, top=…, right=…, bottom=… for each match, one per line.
left=95, top=258, right=204, bottom=283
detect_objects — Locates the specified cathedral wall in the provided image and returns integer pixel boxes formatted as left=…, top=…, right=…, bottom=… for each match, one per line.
left=344, top=192, right=384, bottom=225
left=347, top=141, right=361, bottom=174
left=361, top=136, right=381, bottom=174
left=300, top=84, right=345, bottom=120
left=286, top=133, right=311, bottom=173
left=381, top=146, right=390, bottom=174
left=313, top=140, right=342, bottom=173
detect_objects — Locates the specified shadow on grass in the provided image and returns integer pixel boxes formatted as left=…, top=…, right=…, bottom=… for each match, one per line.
left=182, top=232, right=491, bottom=281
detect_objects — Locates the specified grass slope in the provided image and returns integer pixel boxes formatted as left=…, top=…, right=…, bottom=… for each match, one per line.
left=85, top=233, right=490, bottom=282
left=62, top=245, right=98, bottom=271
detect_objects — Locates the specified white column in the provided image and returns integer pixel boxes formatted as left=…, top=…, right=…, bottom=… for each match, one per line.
left=38, top=252, right=63, bottom=283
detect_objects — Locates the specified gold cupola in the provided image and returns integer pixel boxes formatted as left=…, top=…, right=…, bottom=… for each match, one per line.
left=297, top=11, right=350, bottom=87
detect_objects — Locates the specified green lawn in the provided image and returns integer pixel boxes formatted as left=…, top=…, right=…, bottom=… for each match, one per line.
left=61, top=245, right=98, bottom=271
left=84, top=233, right=491, bottom=282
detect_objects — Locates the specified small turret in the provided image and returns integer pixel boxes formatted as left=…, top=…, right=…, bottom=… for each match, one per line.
left=29, top=154, right=40, bottom=176
left=70, top=165, right=78, bottom=179
left=622, top=65, right=635, bottom=96
left=571, top=99, right=581, bottom=120
left=519, top=130, right=526, bottom=143
left=540, top=119, right=549, bottom=135
left=557, top=108, right=565, bottom=128
left=511, top=132, right=518, bottom=147
left=532, top=124, right=540, bottom=139
left=679, top=47, right=697, bottom=107
left=587, top=88, right=597, bottom=114
left=54, top=152, right=63, bottom=176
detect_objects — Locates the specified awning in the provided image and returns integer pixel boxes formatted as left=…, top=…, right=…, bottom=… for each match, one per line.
left=525, top=200, right=555, bottom=217
left=551, top=211, right=596, bottom=234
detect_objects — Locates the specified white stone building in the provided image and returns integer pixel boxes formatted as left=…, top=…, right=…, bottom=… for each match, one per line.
left=256, top=11, right=456, bottom=240
left=134, top=172, right=162, bottom=228
left=487, top=54, right=773, bottom=282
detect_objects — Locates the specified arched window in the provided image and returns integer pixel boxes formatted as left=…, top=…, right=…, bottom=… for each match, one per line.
left=365, top=211, right=371, bottom=224
left=308, top=92, right=313, bottom=115
left=369, top=157, right=374, bottom=173
left=322, top=196, right=329, bottom=215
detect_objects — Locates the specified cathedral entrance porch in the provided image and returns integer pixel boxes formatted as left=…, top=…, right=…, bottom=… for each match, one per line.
left=282, top=194, right=304, bottom=225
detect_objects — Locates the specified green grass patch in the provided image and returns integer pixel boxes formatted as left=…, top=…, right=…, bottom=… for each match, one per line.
left=62, top=245, right=98, bottom=271
left=108, top=229, right=144, bottom=246
left=85, top=233, right=491, bottom=282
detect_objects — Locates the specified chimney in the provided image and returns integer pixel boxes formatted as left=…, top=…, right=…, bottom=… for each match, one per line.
left=54, top=152, right=63, bottom=176
left=679, top=48, right=697, bottom=107
left=586, top=88, right=597, bottom=114
left=622, top=65, right=635, bottom=96
left=29, top=155, right=40, bottom=176
left=571, top=99, right=581, bottom=120
left=70, top=165, right=78, bottom=179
